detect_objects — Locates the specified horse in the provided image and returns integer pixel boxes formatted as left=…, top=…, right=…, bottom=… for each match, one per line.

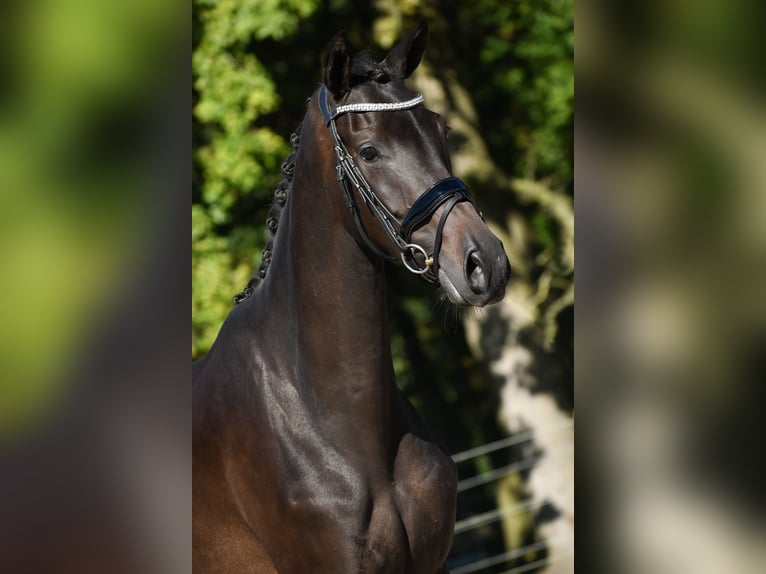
left=193, top=19, right=511, bottom=573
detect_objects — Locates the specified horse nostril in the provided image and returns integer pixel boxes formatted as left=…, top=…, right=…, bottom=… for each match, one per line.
left=466, top=251, right=488, bottom=294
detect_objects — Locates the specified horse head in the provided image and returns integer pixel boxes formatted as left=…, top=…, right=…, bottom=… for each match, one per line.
left=318, top=18, right=511, bottom=307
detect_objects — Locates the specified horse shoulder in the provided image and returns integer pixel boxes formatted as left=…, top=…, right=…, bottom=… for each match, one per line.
left=193, top=343, right=281, bottom=573
left=193, top=477, right=278, bottom=574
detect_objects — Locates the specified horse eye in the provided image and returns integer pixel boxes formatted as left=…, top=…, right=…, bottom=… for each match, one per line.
left=359, top=145, right=378, bottom=162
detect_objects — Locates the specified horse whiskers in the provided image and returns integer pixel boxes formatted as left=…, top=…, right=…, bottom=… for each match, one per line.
left=433, top=289, right=463, bottom=333
left=472, top=306, right=487, bottom=319
left=432, top=289, right=491, bottom=330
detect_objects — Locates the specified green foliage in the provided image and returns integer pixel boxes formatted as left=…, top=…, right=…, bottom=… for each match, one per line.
left=192, top=0, right=319, bottom=356
left=463, top=0, right=574, bottom=185
left=0, top=0, right=180, bottom=437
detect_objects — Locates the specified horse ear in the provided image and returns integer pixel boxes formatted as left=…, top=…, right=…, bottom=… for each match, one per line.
left=323, top=31, right=352, bottom=99
left=382, top=18, right=429, bottom=79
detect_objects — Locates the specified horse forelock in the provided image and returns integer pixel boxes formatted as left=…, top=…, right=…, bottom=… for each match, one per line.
left=350, top=51, right=391, bottom=85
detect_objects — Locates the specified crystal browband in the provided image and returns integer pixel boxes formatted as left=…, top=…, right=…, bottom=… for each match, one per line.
left=319, top=86, right=424, bottom=125
left=332, top=95, right=424, bottom=116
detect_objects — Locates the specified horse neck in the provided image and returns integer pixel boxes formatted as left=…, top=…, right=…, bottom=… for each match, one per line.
left=252, top=112, right=397, bottom=413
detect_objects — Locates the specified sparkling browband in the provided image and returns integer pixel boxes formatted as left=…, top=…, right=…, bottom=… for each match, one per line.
left=319, top=86, right=424, bottom=125
left=332, top=95, right=424, bottom=116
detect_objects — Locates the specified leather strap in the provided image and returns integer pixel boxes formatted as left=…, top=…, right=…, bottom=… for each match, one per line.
left=400, top=176, right=474, bottom=242
left=318, top=85, right=480, bottom=283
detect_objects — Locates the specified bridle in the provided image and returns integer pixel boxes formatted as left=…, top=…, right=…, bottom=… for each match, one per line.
left=319, top=85, right=480, bottom=284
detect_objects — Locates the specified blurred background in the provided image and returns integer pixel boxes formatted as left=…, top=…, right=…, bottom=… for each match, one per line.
left=0, top=1, right=189, bottom=573
left=192, top=2, right=573, bottom=573
left=578, top=1, right=766, bottom=572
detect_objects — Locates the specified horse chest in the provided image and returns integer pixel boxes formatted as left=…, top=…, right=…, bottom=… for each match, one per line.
left=266, top=429, right=456, bottom=573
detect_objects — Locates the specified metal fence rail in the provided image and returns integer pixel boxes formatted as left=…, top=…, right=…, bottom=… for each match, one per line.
left=448, top=420, right=574, bottom=573
left=451, top=420, right=574, bottom=464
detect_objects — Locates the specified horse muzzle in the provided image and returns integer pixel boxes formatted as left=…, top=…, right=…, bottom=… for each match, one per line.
left=431, top=212, right=511, bottom=307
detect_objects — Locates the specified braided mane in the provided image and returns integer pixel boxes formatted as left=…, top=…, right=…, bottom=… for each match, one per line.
left=232, top=56, right=393, bottom=305
left=233, top=123, right=302, bottom=304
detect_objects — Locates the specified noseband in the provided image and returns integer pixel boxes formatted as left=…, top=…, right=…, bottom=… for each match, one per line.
left=319, top=85, right=479, bottom=283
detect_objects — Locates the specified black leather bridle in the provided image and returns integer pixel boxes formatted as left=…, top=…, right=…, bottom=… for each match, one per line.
left=319, top=85, right=480, bottom=283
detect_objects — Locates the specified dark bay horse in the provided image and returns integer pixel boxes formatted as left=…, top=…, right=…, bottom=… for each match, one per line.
left=193, top=19, right=511, bottom=573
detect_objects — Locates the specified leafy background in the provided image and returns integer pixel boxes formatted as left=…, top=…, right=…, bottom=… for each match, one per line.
left=193, top=0, right=573, bottom=570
